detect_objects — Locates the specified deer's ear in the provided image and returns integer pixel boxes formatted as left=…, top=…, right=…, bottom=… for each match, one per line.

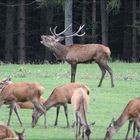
left=111, top=117, right=115, bottom=123
left=56, top=37, right=64, bottom=42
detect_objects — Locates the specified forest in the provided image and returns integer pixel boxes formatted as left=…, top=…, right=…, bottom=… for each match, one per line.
left=0, top=0, right=140, bottom=64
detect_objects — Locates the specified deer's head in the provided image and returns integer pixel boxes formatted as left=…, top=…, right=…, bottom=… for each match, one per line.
left=40, top=24, right=85, bottom=49
left=104, top=118, right=117, bottom=140
left=0, top=77, right=12, bottom=91
left=15, top=129, right=25, bottom=140
left=32, top=109, right=44, bottom=128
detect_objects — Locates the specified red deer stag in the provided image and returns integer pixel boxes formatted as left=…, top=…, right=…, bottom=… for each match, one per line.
left=0, top=122, right=25, bottom=140
left=0, top=78, right=46, bottom=127
left=40, top=24, right=114, bottom=87
left=71, top=88, right=92, bottom=140
left=104, top=98, right=140, bottom=140
left=32, top=82, right=90, bottom=128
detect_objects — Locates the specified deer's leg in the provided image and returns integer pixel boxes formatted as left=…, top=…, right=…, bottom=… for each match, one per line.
left=14, top=104, right=23, bottom=127
left=71, top=64, right=77, bottom=83
left=64, top=104, right=70, bottom=128
left=7, top=101, right=16, bottom=126
left=99, top=61, right=114, bottom=88
left=54, top=106, right=60, bottom=126
left=32, top=99, right=47, bottom=128
left=133, top=121, right=136, bottom=138
left=97, top=63, right=106, bottom=87
left=75, top=112, right=79, bottom=140
left=125, top=120, right=133, bottom=140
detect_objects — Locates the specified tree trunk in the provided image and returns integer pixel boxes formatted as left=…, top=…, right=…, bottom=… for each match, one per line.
left=17, top=0, right=26, bottom=64
left=92, top=0, right=97, bottom=42
left=123, top=0, right=133, bottom=61
left=81, top=0, right=86, bottom=43
left=100, top=0, right=108, bottom=46
left=132, top=0, right=137, bottom=61
left=5, top=0, right=15, bottom=63
left=41, top=4, right=54, bottom=62
left=65, top=0, right=73, bottom=45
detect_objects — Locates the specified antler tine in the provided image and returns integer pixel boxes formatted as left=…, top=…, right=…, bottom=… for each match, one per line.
left=54, top=24, right=72, bottom=36
left=49, top=27, right=55, bottom=36
left=65, top=24, right=85, bottom=37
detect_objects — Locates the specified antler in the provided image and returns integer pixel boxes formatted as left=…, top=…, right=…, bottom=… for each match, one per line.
left=65, top=25, right=85, bottom=38
left=49, top=24, right=85, bottom=38
left=50, top=24, right=72, bottom=37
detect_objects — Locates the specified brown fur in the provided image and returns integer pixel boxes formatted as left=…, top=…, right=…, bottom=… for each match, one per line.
left=32, top=82, right=90, bottom=128
left=0, top=122, right=25, bottom=140
left=104, top=98, right=140, bottom=140
left=71, top=88, right=91, bottom=140
left=16, top=96, right=46, bottom=109
left=40, top=34, right=114, bottom=87
left=0, top=79, right=46, bottom=127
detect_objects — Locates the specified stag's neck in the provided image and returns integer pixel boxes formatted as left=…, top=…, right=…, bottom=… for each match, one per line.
left=114, top=113, right=128, bottom=132
left=52, top=43, right=67, bottom=60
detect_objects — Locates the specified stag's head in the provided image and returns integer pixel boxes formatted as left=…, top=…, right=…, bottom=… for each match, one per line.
left=32, top=109, right=44, bottom=128
left=40, top=24, right=85, bottom=49
left=104, top=118, right=117, bottom=140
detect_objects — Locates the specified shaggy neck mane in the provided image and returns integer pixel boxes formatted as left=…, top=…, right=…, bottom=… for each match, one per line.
left=51, top=42, right=67, bottom=60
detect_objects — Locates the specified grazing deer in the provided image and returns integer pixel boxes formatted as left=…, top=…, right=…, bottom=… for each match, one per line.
left=0, top=122, right=25, bottom=140
left=32, top=82, right=90, bottom=128
left=71, top=88, right=91, bottom=140
left=0, top=78, right=46, bottom=127
left=40, top=24, right=114, bottom=87
left=104, top=98, right=140, bottom=140
left=16, top=96, right=46, bottom=109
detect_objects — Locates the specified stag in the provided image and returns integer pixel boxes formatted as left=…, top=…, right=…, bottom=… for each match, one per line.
left=40, top=24, right=114, bottom=87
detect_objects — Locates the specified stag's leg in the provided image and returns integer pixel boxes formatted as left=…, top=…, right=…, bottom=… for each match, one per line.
left=125, top=120, right=133, bottom=140
left=14, top=105, right=23, bottom=127
left=54, top=106, right=60, bottom=126
left=71, top=64, right=77, bottom=83
left=98, top=61, right=114, bottom=88
left=97, top=63, right=106, bottom=87
left=64, top=104, right=70, bottom=128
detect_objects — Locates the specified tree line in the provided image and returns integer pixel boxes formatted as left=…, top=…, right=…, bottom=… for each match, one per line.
left=0, top=0, right=140, bottom=64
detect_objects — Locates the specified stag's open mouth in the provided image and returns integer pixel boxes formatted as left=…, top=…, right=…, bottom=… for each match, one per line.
left=40, top=40, right=43, bottom=44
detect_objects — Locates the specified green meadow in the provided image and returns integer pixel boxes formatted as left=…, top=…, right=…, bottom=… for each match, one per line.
left=0, top=62, right=140, bottom=140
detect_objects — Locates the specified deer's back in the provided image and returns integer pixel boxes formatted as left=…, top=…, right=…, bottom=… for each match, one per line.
left=66, top=44, right=110, bottom=63
left=2, top=82, right=44, bottom=101
left=123, top=98, right=140, bottom=118
left=52, top=83, right=90, bottom=104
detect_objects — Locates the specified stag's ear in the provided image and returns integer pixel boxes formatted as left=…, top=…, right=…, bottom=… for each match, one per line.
left=55, top=37, right=64, bottom=42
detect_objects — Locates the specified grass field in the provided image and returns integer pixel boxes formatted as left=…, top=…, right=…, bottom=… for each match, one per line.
left=0, top=62, right=140, bottom=140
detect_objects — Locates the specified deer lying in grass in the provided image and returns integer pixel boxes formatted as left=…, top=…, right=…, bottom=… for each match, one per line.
left=16, top=96, right=46, bottom=109
left=71, top=88, right=91, bottom=140
left=32, top=82, right=90, bottom=128
left=104, top=98, right=140, bottom=140
left=40, top=24, right=114, bottom=87
left=0, top=78, right=46, bottom=127
left=0, top=122, right=25, bottom=140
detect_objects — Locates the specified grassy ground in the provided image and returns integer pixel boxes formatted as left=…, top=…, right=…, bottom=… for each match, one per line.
left=0, top=62, right=140, bottom=140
